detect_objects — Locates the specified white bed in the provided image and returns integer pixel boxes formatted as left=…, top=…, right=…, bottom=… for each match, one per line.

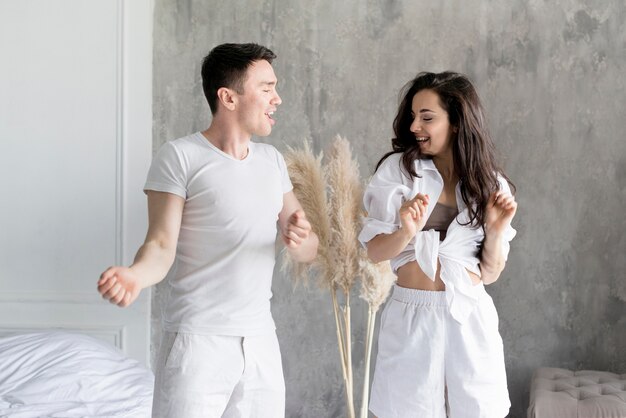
left=0, top=331, right=153, bottom=417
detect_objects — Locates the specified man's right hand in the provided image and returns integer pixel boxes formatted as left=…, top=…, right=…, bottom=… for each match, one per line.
left=98, top=266, right=142, bottom=307
left=96, top=191, right=185, bottom=308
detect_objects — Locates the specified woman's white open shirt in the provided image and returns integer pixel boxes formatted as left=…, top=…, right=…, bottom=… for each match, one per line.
left=359, top=153, right=516, bottom=324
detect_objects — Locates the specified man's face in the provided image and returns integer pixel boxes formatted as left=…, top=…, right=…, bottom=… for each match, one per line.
left=235, top=60, right=282, bottom=137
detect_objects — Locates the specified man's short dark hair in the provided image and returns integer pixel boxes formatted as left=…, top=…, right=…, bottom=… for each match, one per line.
left=201, top=43, right=277, bottom=115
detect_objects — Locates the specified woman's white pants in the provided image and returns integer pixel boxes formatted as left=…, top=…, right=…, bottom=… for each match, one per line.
left=370, top=284, right=510, bottom=418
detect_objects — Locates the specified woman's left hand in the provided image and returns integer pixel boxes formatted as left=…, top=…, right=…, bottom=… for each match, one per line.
left=485, top=191, right=517, bottom=234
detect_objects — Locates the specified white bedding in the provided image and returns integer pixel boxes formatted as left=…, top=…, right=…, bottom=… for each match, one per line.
left=0, top=331, right=153, bottom=417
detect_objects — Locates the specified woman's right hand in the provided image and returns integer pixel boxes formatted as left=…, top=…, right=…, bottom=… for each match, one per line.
left=399, top=193, right=429, bottom=237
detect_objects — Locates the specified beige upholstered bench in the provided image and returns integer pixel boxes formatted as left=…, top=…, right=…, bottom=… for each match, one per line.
left=528, top=367, right=626, bottom=418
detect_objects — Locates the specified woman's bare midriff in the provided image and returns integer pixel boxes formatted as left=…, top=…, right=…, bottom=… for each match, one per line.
left=396, top=260, right=481, bottom=291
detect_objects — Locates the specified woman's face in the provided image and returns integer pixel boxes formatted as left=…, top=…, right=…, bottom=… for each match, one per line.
left=409, top=89, right=455, bottom=158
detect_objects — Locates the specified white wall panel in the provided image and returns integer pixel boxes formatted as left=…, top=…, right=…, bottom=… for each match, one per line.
left=0, top=0, right=152, bottom=366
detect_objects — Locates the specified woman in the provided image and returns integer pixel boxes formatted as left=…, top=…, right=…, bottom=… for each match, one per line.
left=359, top=71, right=517, bottom=418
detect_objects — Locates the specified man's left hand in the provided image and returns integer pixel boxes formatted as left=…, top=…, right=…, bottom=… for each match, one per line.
left=282, top=209, right=311, bottom=248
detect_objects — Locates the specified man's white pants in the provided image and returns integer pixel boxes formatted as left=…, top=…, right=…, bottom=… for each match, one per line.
left=369, top=284, right=510, bottom=418
left=152, top=331, right=285, bottom=418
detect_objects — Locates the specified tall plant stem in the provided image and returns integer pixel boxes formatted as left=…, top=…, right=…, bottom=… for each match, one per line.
left=332, top=288, right=355, bottom=418
left=331, top=288, right=347, bottom=379
left=344, top=291, right=353, bottom=411
left=360, top=305, right=376, bottom=418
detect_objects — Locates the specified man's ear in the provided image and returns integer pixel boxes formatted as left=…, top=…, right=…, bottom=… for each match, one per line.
left=217, top=87, right=237, bottom=111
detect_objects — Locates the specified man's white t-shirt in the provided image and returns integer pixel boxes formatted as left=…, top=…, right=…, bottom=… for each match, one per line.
left=144, top=132, right=292, bottom=336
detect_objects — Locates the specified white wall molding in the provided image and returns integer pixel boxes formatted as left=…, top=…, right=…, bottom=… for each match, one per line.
left=0, top=291, right=104, bottom=304
left=115, top=0, right=125, bottom=267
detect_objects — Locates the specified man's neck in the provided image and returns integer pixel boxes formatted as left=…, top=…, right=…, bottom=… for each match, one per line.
left=202, top=119, right=251, bottom=160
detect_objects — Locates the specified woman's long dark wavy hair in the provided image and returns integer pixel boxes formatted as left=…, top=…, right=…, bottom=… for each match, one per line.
left=376, top=71, right=515, bottom=228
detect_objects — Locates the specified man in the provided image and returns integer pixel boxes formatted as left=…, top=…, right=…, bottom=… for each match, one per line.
left=97, top=43, right=318, bottom=417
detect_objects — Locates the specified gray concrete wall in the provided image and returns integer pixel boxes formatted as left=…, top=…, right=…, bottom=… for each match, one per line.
left=153, top=1, right=626, bottom=417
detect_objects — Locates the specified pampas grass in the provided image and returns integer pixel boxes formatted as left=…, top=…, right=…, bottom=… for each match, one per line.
left=282, top=140, right=331, bottom=286
left=283, top=135, right=395, bottom=418
left=325, top=135, right=363, bottom=417
left=358, top=251, right=396, bottom=418
left=325, top=136, right=362, bottom=293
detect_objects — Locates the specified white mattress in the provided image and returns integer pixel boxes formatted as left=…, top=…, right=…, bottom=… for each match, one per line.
left=0, top=331, right=153, bottom=417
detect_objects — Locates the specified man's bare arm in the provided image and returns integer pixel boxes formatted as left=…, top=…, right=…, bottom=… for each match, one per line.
left=97, top=191, right=184, bottom=306
left=278, top=191, right=318, bottom=263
